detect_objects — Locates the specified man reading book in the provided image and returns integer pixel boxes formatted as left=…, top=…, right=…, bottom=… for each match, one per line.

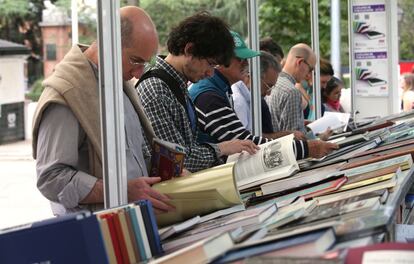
left=136, top=12, right=259, bottom=173
left=32, top=7, right=175, bottom=215
left=188, top=33, right=338, bottom=159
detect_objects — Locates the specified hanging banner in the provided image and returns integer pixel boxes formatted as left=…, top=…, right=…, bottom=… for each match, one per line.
left=351, top=1, right=388, bottom=97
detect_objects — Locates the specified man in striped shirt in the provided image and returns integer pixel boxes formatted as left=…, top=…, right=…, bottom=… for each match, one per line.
left=188, top=31, right=338, bottom=159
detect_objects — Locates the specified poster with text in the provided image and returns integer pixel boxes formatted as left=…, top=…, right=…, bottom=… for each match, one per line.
left=354, top=51, right=388, bottom=96
left=352, top=2, right=387, bottom=52
left=352, top=0, right=388, bottom=97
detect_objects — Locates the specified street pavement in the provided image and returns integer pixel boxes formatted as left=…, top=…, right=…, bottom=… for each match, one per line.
left=0, top=140, right=53, bottom=229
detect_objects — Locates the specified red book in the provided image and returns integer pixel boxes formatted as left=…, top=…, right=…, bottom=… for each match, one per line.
left=112, top=212, right=131, bottom=264
left=302, top=176, right=348, bottom=200
left=345, top=242, right=414, bottom=264
left=99, top=213, right=124, bottom=264
left=149, top=138, right=185, bottom=181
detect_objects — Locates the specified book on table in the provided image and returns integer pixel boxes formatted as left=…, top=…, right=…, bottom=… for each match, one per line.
left=344, top=242, right=414, bottom=264
left=228, top=134, right=299, bottom=191
left=162, top=203, right=277, bottom=252
left=151, top=232, right=234, bottom=264
left=150, top=138, right=186, bottom=181
left=152, top=162, right=242, bottom=227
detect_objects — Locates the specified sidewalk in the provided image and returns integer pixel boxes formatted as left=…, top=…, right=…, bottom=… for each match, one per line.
left=0, top=140, right=53, bottom=229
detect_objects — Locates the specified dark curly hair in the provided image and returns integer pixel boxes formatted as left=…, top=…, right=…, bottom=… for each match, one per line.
left=167, top=11, right=234, bottom=67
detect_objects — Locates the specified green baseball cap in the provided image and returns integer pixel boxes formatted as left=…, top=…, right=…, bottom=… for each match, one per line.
left=231, top=31, right=261, bottom=59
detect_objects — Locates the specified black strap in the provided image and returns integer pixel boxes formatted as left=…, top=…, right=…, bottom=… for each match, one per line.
left=135, top=68, right=186, bottom=109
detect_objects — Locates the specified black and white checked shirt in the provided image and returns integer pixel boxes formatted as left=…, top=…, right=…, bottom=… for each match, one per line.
left=136, top=56, right=219, bottom=172
left=266, top=71, right=307, bottom=133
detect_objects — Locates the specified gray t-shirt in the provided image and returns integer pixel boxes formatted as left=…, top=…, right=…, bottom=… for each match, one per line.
left=36, top=93, right=148, bottom=216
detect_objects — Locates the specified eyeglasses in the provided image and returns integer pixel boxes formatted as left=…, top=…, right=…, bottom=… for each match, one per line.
left=296, top=56, right=314, bottom=73
left=129, top=55, right=156, bottom=68
left=206, top=59, right=220, bottom=69
left=262, top=80, right=275, bottom=92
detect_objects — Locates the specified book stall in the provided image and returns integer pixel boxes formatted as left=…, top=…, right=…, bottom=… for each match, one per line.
left=1, top=110, right=414, bottom=264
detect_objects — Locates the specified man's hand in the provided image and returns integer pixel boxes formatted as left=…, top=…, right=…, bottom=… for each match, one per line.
left=317, top=128, right=333, bottom=141
left=307, top=140, right=338, bottom=158
left=292, top=131, right=307, bottom=141
left=128, top=177, right=175, bottom=214
left=218, top=139, right=260, bottom=156
left=180, top=168, right=191, bottom=176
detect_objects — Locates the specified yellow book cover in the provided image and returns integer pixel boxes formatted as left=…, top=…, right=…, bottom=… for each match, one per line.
left=338, top=171, right=397, bottom=192
left=153, top=162, right=242, bottom=227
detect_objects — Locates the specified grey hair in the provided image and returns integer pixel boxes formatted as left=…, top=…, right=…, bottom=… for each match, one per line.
left=121, top=16, right=133, bottom=48
left=260, top=51, right=281, bottom=78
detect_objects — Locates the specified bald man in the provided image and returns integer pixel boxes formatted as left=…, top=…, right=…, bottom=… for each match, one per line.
left=32, top=6, right=174, bottom=216
left=266, top=43, right=317, bottom=134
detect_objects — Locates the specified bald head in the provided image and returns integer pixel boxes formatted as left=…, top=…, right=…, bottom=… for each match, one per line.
left=283, top=43, right=315, bottom=82
left=120, top=6, right=158, bottom=49
left=119, top=6, right=158, bottom=80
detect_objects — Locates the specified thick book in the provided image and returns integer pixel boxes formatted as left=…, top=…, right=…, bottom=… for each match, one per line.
left=153, top=162, right=242, bottom=227
left=343, top=143, right=414, bottom=169
left=152, top=232, right=234, bottom=264
left=345, top=242, right=414, bottom=264
left=314, top=175, right=397, bottom=206
left=228, top=134, right=299, bottom=190
left=0, top=212, right=108, bottom=264
left=341, top=154, right=413, bottom=174
left=162, top=203, right=277, bottom=252
left=135, top=200, right=163, bottom=257
left=214, top=228, right=335, bottom=263
left=150, top=138, right=186, bottom=181
left=261, top=162, right=346, bottom=196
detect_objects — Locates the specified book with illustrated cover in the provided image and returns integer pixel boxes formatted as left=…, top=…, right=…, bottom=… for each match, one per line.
left=150, top=138, right=186, bottom=181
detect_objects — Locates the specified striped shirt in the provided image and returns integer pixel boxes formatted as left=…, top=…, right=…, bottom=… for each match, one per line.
left=189, top=71, right=308, bottom=160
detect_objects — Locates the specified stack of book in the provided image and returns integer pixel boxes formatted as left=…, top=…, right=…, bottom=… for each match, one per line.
left=0, top=200, right=161, bottom=264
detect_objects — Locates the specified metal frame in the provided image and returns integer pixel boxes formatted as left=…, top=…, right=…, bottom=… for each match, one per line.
left=247, top=0, right=262, bottom=137
left=311, top=0, right=322, bottom=120
left=97, top=0, right=128, bottom=208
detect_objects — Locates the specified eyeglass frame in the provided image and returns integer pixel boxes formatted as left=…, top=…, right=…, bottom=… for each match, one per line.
left=129, top=55, right=156, bottom=68
left=296, top=56, right=314, bottom=73
left=262, top=80, right=275, bottom=93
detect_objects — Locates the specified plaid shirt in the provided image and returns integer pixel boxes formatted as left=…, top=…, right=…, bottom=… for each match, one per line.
left=266, top=72, right=307, bottom=133
left=136, top=56, right=219, bottom=172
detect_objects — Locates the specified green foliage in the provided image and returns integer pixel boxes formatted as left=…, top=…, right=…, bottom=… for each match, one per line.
left=26, top=78, right=44, bottom=102
left=399, top=0, right=414, bottom=60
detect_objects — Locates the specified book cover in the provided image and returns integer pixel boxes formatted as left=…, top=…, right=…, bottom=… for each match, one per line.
left=125, top=207, right=146, bottom=261
left=214, top=228, right=335, bottom=263
left=111, top=212, right=131, bottom=264
left=136, top=200, right=163, bottom=256
left=130, top=205, right=152, bottom=259
left=152, top=232, right=234, bottom=264
left=124, top=208, right=141, bottom=262
left=98, top=213, right=124, bottom=263
left=150, top=138, right=186, bottom=181
left=117, top=209, right=138, bottom=263
left=0, top=213, right=108, bottom=264
left=153, top=162, right=242, bottom=227
left=97, top=217, right=117, bottom=264
left=345, top=242, right=414, bottom=264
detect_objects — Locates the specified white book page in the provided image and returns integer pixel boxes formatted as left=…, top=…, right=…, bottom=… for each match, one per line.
left=233, top=134, right=299, bottom=188
left=307, top=112, right=350, bottom=134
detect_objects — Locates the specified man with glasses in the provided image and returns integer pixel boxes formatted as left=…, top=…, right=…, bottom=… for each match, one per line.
left=32, top=7, right=176, bottom=215
left=266, top=43, right=318, bottom=134
left=136, top=12, right=259, bottom=173
left=189, top=34, right=337, bottom=159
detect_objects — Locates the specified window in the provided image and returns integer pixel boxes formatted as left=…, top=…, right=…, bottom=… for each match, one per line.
left=46, top=44, right=56, bottom=61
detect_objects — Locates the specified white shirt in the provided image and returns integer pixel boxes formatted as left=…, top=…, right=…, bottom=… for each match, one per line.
left=231, top=80, right=252, bottom=131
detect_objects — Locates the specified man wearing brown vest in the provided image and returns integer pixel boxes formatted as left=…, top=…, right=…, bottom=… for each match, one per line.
left=32, top=7, right=174, bottom=215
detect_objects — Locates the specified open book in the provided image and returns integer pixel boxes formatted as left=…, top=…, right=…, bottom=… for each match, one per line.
left=150, top=138, right=186, bottom=181
left=152, top=163, right=242, bottom=227
left=228, top=134, right=299, bottom=191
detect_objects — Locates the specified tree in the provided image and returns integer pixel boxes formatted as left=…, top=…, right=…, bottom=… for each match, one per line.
left=399, top=0, right=414, bottom=61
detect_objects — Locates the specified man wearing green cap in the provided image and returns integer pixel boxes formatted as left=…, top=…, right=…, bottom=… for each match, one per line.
left=188, top=31, right=338, bottom=159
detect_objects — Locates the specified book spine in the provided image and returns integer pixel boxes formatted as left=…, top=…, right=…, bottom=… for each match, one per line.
left=136, top=200, right=164, bottom=256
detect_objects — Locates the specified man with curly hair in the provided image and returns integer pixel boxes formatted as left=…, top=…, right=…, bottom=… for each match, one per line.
left=136, top=12, right=258, bottom=173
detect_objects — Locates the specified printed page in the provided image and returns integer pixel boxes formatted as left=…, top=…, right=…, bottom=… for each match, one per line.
left=234, top=134, right=299, bottom=189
